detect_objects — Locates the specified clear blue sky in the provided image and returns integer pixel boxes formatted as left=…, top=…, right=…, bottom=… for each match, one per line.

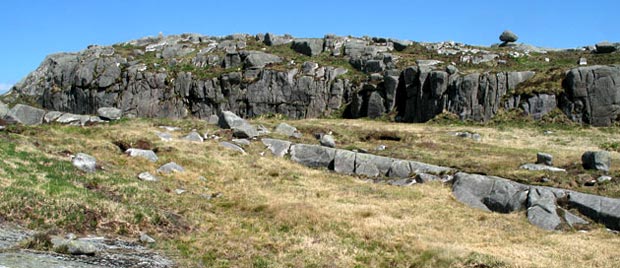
left=1, top=0, right=618, bottom=93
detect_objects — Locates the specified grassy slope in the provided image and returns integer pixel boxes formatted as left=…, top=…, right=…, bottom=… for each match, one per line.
left=1, top=117, right=620, bottom=267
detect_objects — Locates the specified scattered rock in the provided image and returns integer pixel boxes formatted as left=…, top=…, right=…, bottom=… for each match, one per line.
left=319, top=134, right=336, bottom=148
left=451, top=131, right=481, bottom=141
left=183, top=131, right=204, bottom=142
left=6, top=104, right=46, bottom=125
left=375, top=144, right=387, bottom=151
left=126, top=148, right=158, bottom=162
left=561, top=208, right=589, bottom=228
left=219, top=141, right=246, bottom=154
left=519, top=163, right=566, bottom=172
left=97, top=107, right=122, bottom=120
left=582, top=151, right=611, bottom=171
left=416, top=60, right=443, bottom=67
left=536, top=152, right=553, bottom=166
left=275, top=123, right=301, bottom=138
left=261, top=138, right=292, bottom=157
left=499, top=30, right=518, bottom=43
left=138, top=172, right=159, bottom=181
left=388, top=160, right=411, bottom=178
left=157, top=162, right=185, bottom=174
left=139, top=233, right=156, bottom=244
left=416, top=173, right=441, bottom=183
left=218, top=111, right=258, bottom=138
left=156, top=131, right=173, bottom=141
left=72, top=153, right=97, bottom=173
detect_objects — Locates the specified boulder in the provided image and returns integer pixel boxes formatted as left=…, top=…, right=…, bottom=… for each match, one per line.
left=355, top=153, right=393, bottom=177
left=366, top=91, right=386, bottom=119
left=364, top=60, right=385, bottom=73
left=126, top=149, right=158, bottom=162
left=156, top=132, right=173, bottom=142
left=416, top=173, right=442, bottom=183
left=388, top=160, right=412, bottom=178
left=319, top=134, right=336, bottom=148
left=139, top=233, right=156, bottom=244
left=138, top=172, right=159, bottom=181
left=388, top=178, right=416, bottom=186
left=499, top=30, right=518, bottom=43
left=219, top=142, right=246, bottom=154
left=522, top=94, right=556, bottom=120
left=263, top=33, right=293, bottom=46
left=183, top=131, right=204, bottom=142
left=6, top=104, right=46, bottom=125
left=157, top=162, right=185, bottom=174
left=536, top=152, right=553, bottom=166
left=334, top=149, right=356, bottom=175
left=452, top=173, right=528, bottom=213
left=97, top=107, right=122, bottom=120
left=218, top=111, right=258, bottom=138
left=408, top=161, right=452, bottom=175
left=290, top=144, right=336, bottom=168
left=390, top=39, right=412, bottom=51
left=595, top=42, right=617, bottom=54
left=560, top=208, right=589, bottom=228
left=527, top=187, right=562, bottom=230
left=568, top=191, right=620, bottom=230
left=72, top=153, right=97, bottom=173
left=291, top=38, right=324, bottom=56
left=582, top=151, right=611, bottom=171
left=262, top=138, right=292, bottom=157
left=0, top=101, right=8, bottom=118
left=232, top=139, right=251, bottom=146
left=43, top=111, right=63, bottom=123
left=275, top=123, right=301, bottom=138
left=51, top=237, right=97, bottom=256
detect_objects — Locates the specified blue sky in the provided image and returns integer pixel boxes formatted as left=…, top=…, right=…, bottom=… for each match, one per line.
left=1, top=0, right=618, bottom=93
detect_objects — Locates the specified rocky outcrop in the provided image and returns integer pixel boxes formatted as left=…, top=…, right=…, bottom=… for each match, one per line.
left=450, top=172, right=620, bottom=231
left=560, top=65, right=620, bottom=126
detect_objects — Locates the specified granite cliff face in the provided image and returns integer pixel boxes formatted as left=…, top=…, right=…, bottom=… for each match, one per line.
left=4, top=33, right=620, bottom=125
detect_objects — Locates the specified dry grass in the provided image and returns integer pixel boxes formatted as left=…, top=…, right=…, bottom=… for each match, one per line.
left=1, top=118, right=620, bottom=267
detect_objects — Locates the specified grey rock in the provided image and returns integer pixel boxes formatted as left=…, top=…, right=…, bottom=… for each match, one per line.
left=561, top=65, right=620, bottom=126
left=97, top=107, right=122, bottom=120
left=156, top=131, right=173, bottom=141
left=452, top=173, right=528, bottom=213
left=157, top=162, right=185, bottom=174
left=388, top=178, right=416, bottom=186
left=7, top=104, right=46, bottom=125
left=175, top=188, right=186, bottom=195
left=275, top=122, right=300, bottom=137
left=184, top=131, right=204, bottom=142
left=536, top=152, right=553, bottom=166
left=522, top=94, right=556, bottom=120
left=355, top=153, right=393, bottom=177
left=366, top=91, right=386, bottom=119
left=416, top=173, right=442, bottom=183
left=232, top=138, right=251, bottom=146
left=579, top=57, right=588, bottom=65
left=408, top=160, right=452, bottom=175
left=391, top=39, right=412, bottom=51
left=219, top=141, right=247, bottom=154
left=263, top=33, right=293, bottom=46
left=520, top=163, right=566, bottom=172
left=364, top=60, right=385, bottom=73
left=243, top=51, right=282, bottom=69
left=72, top=153, right=96, bottom=173
left=207, top=114, right=219, bottom=124
left=527, top=187, right=562, bottom=230
left=51, top=237, right=97, bottom=256
left=568, top=191, right=620, bottom=230
left=499, top=30, right=518, bottom=42
left=597, top=175, right=613, bottom=183
left=452, top=173, right=495, bottom=211
left=218, top=111, right=258, bottom=138
left=416, top=60, right=443, bottom=67
left=0, top=101, right=8, bottom=118
left=334, top=149, right=356, bottom=175
left=140, top=233, right=156, bottom=243
left=320, top=134, right=336, bottom=148
left=126, top=148, right=158, bottom=162
left=388, top=160, right=412, bottom=178
left=43, top=111, right=63, bottom=123
left=582, top=151, right=611, bottom=171
left=56, top=113, right=90, bottom=125
left=291, top=38, right=324, bottom=56
left=262, top=138, right=292, bottom=157
left=302, top=61, right=319, bottom=75
left=595, top=42, right=617, bottom=54
left=138, top=172, right=159, bottom=181
left=290, top=144, right=336, bottom=168
left=446, top=65, right=458, bottom=75
left=560, top=208, right=589, bottom=228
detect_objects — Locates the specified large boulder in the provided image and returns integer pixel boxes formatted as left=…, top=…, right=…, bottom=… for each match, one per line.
left=6, top=104, right=46, bottom=125
left=561, top=65, right=620, bottom=126
left=581, top=151, right=611, bottom=171
left=568, top=191, right=620, bottom=230
left=263, top=33, right=293, bottom=46
left=451, top=173, right=528, bottom=213
left=499, top=30, right=518, bottom=43
left=218, top=111, right=258, bottom=138
left=290, top=144, right=336, bottom=168
left=595, top=42, right=618, bottom=54
left=291, top=39, right=324, bottom=56
left=527, top=187, right=562, bottom=230
left=97, top=107, right=122, bottom=120
left=366, top=91, right=386, bottom=119
left=72, top=153, right=97, bottom=173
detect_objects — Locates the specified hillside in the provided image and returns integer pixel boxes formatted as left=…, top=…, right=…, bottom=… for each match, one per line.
left=1, top=33, right=620, bottom=267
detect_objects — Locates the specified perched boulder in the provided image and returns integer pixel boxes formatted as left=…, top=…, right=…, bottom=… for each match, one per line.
left=499, top=30, right=518, bottom=43
left=366, top=91, right=386, bottom=119
left=157, top=162, right=185, bottom=174
left=262, top=138, right=292, bottom=157
left=6, top=104, right=46, bottom=125
left=291, top=38, right=324, bottom=56
left=536, top=152, right=553, bottom=166
left=72, top=153, right=97, bottom=173
left=290, top=144, right=336, bottom=168
left=218, top=111, right=258, bottom=138
left=126, top=149, right=158, bottom=162
left=97, top=107, right=122, bottom=120
left=582, top=151, right=611, bottom=171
